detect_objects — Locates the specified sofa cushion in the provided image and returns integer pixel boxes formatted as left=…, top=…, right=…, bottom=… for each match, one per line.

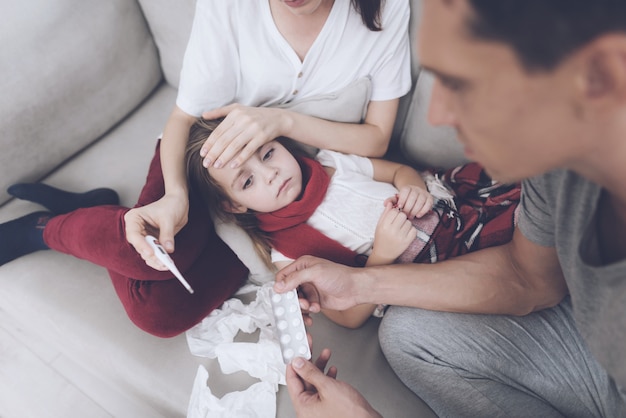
left=137, top=0, right=197, bottom=88
left=400, top=71, right=468, bottom=169
left=0, top=0, right=162, bottom=205
left=0, top=86, right=197, bottom=416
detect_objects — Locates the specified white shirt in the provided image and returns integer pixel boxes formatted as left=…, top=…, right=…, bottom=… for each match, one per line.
left=272, top=150, right=398, bottom=263
left=177, top=0, right=412, bottom=117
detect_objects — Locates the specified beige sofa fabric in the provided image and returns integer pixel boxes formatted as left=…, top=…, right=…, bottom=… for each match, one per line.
left=137, top=0, right=197, bottom=88
left=0, top=0, right=161, bottom=205
left=400, top=71, right=467, bottom=169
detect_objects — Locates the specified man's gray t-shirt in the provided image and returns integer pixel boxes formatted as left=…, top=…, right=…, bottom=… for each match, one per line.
left=517, top=169, right=626, bottom=391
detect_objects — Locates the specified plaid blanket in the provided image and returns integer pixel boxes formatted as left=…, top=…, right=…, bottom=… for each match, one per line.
left=397, top=162, right=520, bottom=264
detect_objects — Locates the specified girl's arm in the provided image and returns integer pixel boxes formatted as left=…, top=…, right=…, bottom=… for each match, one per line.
left=367, top=202, right=417, bottom=266
left=370, top=158, right=434, bottom=219
left=370, top=157, right=426, bottom=192
left=274, top=260, right=377, bottom=330
left=200, top=99, right=399, bottom=169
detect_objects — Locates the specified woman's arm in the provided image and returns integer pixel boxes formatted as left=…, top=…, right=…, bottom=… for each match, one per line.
left=200, top=99, right=400, bottom=169
left=124, top=106, right=196, bottom=264
left=160, top=106, right=197, bottom=203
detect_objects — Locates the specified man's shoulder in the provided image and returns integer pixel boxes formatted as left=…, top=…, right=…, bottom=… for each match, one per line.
left=524, top=169, right=594, bottom=198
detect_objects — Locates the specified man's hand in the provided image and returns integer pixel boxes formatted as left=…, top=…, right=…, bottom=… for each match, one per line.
left=287, top=350, right=382, bottom=418
left=274, top=256, right=363, bottom=313
left=124, top=193, right=189, bottom=270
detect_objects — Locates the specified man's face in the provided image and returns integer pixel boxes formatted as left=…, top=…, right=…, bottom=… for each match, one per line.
left=208, top=140, right=303, bottom=214
left=419, top=0, right=585, bottom=183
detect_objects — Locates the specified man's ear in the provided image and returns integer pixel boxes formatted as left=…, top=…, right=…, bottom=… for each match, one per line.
left=578, top=34, right=626, bottom=102
left=222, top=200, right=248, bottom=214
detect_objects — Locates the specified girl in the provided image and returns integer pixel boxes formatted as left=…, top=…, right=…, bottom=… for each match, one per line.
left=186, top=118, right=520, bottom=329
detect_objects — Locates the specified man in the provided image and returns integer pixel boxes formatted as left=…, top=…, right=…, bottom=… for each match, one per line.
left=274, top=0, right=626, bottom=416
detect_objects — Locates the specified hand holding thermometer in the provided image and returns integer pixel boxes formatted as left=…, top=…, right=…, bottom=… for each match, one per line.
left=144, top=235, right=194, bottom=294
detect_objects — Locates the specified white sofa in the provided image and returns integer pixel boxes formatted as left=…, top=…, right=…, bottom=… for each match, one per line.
left=0, top=0, right=466, bottom=416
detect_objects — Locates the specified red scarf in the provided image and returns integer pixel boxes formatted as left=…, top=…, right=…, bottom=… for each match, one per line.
left=255, top=157, right=362, bottom=267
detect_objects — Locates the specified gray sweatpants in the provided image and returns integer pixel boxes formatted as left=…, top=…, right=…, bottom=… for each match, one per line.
left=379, top=298, right=626, bottom=417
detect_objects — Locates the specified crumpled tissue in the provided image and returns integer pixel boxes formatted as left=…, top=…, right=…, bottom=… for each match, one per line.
left=187, top=366, right=276, bottom=418
left=186, top=283, right=287, bottom=417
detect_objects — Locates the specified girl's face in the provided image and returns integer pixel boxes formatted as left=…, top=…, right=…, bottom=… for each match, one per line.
left=208, top=141, right=303, bottom=214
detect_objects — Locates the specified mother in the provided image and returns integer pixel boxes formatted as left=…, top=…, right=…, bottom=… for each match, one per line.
left=4, top=0, right=411, bottom=337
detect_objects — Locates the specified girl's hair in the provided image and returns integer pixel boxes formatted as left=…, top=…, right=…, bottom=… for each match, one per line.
left=352, top=0, right=384, bottom=31
left=186, top=118, right=306, bottom=269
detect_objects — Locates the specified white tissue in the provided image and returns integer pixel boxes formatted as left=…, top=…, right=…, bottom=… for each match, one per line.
left=186, top=283, right=287, bottom=417
left=187, top=365, right=276, bottom=418
left=216, top=340, right=285, bottom=386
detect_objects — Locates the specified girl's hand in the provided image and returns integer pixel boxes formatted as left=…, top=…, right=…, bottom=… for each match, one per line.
left=124, top=193, right=189, bottom=270
left=385, top=185, right=433, bottom=219
left=370, top=202, right=417, bottom=263
left=200, top=104, right=287, bottom=169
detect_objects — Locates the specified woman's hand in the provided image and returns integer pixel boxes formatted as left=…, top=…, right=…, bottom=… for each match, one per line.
left=124, top=193, right=189, bottom=270
left=370, top=201, right=417, bottom=264
left=200, top=104, right=288, bottom=169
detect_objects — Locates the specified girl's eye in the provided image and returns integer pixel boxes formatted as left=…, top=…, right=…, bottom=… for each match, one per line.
left=262, top=148, right=274, bottom=161
left=243, top=176, right=253, bottom=190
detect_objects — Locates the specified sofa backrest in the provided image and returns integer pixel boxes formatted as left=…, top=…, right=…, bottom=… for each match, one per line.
left=0, top=0, right=162, bottom=205
left=389, top=0, right=466, bottom=169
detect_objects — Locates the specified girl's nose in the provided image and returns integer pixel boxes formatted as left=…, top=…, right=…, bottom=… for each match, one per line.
left=262, top=165, right=278, bottom=184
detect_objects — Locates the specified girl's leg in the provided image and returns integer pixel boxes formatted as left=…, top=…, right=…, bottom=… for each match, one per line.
left=43, top=142, right=249, bottom=336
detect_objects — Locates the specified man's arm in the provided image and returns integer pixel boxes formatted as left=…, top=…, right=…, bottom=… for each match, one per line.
left=276, top=228, right=569, bottom=316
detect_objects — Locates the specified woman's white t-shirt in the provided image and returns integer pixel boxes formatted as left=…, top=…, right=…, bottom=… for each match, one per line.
left=177, top=0, right=412, bottom=117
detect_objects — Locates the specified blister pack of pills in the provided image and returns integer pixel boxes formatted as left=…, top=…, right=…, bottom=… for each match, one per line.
left=269, top=288, right=311, bottom=364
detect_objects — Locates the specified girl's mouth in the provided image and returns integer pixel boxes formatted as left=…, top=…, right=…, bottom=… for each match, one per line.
left=278, top=178, right=291, bottom=196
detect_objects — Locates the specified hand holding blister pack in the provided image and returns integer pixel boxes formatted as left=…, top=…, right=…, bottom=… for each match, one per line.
left=269, top=288, right=311, bottom=364
left=145, top=235, right=194, bottom=294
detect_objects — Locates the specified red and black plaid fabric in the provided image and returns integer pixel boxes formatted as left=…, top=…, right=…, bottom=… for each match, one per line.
left=398, top=162, right=520, bottom=264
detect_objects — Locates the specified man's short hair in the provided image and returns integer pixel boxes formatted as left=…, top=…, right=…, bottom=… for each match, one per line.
left=467, top=0, right=626, bottom=71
